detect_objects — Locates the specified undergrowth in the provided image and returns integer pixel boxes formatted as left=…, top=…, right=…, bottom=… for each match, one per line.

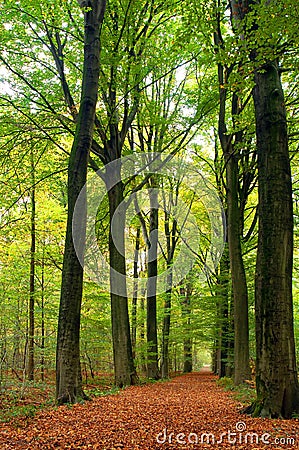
left=217, top=376, right=256, bottom=406
left=0, top=379, right=55, bottom=424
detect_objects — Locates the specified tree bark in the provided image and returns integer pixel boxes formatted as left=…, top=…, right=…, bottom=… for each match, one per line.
left=182, top=284, right=193, bottom=374
left=40, top=245, right=45, bottom=382
left=108, top=176, right=137, bottom=387
left=215, top=244, right=231, bottom=378
left=229, top=0, right=299, bottom=418
left=253, top=59, right=299, bottom=418
left=131, top=226, right=140, bottom=360
left=180, top=283, right=193, bottom=374
left=146, top=187, right=160, bottom=379
left=139, top=294, right=147, bottom=374
left=28, top=149, right=35, bottom=382
left=215, top=51, right=250, bottom=383
left=225, top=146, right=250, bottom=384
left=161, top=196, right=177, bottom=379
left=161, top=273, right=172, bottom=378
left=56, top=0, right=106, bottom=405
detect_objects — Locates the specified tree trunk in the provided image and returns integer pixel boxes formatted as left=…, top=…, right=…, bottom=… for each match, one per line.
left=183, top=338, right=192, bottom=374
left=226, top=149, right=250, bottom=384
left=229, top=0, right=299, bottom=418
left=215, top=244, right=231, bottom=378
left=28, top=149, right=35, bottom=381
left=108, top=177, right=137, bottom=387
left=131, top=226, right=140, bottom=359
left=56, top=0, right=106, bottom=405
left=139, top=294, right=147, bottom=374
left=40, top=247, right=45, bottom=382
left=214, top=27, right=250, bottom=383
left=161, top=272, right=172, bottom=378
left=147, top=187, right=160, bottom=379
left=182, top=283, right=193, bottom=373
left=161, top=192, right=178, bottom=379
left=253, top=59, right=299, bottom=418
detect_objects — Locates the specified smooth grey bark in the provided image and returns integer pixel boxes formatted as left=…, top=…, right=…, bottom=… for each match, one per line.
left=56, top=0, right=106, bottom=405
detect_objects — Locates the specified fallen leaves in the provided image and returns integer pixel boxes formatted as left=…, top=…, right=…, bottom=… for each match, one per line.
left=0, top=370, right=298, bottom=449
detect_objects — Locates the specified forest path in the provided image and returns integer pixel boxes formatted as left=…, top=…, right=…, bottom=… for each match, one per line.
left=0, top=369, right=298, bottom=449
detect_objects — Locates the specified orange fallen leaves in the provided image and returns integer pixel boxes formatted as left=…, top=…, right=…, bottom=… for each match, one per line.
left=0, top=371, right=298, bottom=449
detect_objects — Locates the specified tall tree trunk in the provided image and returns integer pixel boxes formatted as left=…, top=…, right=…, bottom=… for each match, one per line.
left=131, top=226, right=140, bottom=359
left=181, top=283, right=193, bottom=373
left=179, top=284, right=192, bottom=374
left=253, top=59, right=299, bottom=418
left=229, top=0, right=299, bottom=419
left=108, top=176, right=137, bottom=387
left=225, top=145, right=250, bottom=384
left=56, top=0, right=106, bottom=405
left=215, top=244, right=231, bottom=378
left=214, top=24, right=250, bottom=382
left=161, top=272, right=172, bottom=378
left=161, top=202, right=177, bottom=379
left=40, top=246, right=45, bottom=382
left=139, top=294, right=147, bottom=374
left=147, top=187, right=160, bottom=379
left=28, top=149, right=35, bottom=382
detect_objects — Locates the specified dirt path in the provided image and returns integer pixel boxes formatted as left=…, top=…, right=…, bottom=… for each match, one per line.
left=0, top=370, right=298, bottom=449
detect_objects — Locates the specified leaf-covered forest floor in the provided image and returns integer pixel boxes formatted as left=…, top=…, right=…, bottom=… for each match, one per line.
left=0, top=368, right=298, bottom=449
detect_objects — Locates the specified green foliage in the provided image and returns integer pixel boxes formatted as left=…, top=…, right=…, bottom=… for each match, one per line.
left=217, top=377, right=256, bottom=406
left=0, top=377, right=55, bottom=423
left=88, top=386, right=120, bottom=398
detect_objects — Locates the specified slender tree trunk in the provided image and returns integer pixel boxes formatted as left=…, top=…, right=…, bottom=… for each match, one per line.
left=108, top=176, right=137, bottom=387
left=147, top=187, right=160, bottom=379
left=181, top=283, right=192, bottom=373
left=215, top=33, right=250, bottom=382
left=225, top=146, right=250, bottom=384
left=131, top=226, right=140, bottom=359
left=139, top=294, right=147, bottom=374
left=215, top=244, right=231, bottom=378
left=56, top=0, right=106, bottom=405
left=253, top=59, right=299, bottom=418
left=40, top=244, right=45, bottom=382
left=161, top=193, right=178, bottom=379
left=183, top=338, right=192, bottom=373
left=28, top=150, right=35, bottom=381
left=161, top=272, right=172, bottom=378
